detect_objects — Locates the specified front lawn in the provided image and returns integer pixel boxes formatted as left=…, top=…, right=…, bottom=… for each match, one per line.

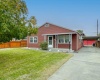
left=0, top=48, right=72, bottom=80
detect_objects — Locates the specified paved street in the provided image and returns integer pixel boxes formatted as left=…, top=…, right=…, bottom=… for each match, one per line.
left=48, top=47, right=100, bottom=80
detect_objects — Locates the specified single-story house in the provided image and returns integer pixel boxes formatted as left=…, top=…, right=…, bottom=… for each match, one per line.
left=27, top=23, right=83, bottom=51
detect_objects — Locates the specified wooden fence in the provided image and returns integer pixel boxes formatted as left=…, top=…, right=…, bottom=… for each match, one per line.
left=96, top=41, right=100, bottom=48
left=0, top=40, right=27, bottom=48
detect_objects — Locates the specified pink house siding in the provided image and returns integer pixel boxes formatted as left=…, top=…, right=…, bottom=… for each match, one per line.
left=72, top=34, right=77, bottom=51
left=77, top=34, right=83, bottom=50
left=58, top=44, right=70, bottom=48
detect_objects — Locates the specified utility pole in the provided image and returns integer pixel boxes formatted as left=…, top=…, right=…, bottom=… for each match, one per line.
left=97, top=19, right=98, bottom=36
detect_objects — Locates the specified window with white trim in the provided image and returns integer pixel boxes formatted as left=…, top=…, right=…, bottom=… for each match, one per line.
left=58, top=35, right=64, bottom=43
left=65, top=35, right=69, bottom=43
left=45, top=23, right=49, bottom=27
left=30, top=37, right=38, bottom=43
left=79, top=35, right=83, bottom=42
left=58, top=35, right=69, bottom=43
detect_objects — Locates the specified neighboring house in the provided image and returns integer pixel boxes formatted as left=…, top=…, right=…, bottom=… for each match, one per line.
left=83, top=36, right=100, bottom=46
left=27, top=22, right=83, bottom=51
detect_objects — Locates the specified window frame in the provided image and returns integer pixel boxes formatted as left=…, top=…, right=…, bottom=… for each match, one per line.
left=79, top=35, right=82, bottom=42
left=29, top=36, right=38, bottom=43
left=45, top=23, right=49, bottom=27
left=58, top=35, right=65, bottom=44
left=58, top=35, right=70, bottom=44
left=65, top=35, right=70, bottom=43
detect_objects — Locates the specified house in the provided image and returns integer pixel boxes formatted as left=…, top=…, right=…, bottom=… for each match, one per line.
left=27, top=23, right=83, bottom=51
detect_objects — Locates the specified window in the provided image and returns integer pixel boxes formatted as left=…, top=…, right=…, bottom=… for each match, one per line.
left=30, top=37, right=38, bottom=43
left=58, top=35, right=69, bottom=44
left=79, top=36, right=82, bottom=40
left=65, top=35, right=69, bottom=43
left=58, top=35, right=64, bottom=43
left=79, top=35, right=82, bottom=42
left=34, top=37, right=38, bottom=43
left=30, top=37, right=33, bottom=43
left=45, top=23, right=49, bottom=27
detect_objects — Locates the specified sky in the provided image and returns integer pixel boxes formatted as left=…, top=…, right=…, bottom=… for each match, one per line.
left=25, top=0, right=100, bottom=36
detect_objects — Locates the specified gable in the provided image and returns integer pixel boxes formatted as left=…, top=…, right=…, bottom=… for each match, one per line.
left=38, top=23, right=76, bottom=34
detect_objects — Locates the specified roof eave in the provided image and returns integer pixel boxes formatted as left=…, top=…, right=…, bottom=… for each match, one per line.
left=42, top=32, right=77, bottom=36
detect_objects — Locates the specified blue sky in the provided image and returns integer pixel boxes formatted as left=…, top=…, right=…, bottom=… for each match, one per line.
left=25, top=0, right=100, bottom=36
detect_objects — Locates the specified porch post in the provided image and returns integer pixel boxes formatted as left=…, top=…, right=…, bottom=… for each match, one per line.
left=57, top=35, right=58, bottom=48
left=70, top=34, right=72, bottom=50
left=55, top=35, right=56, bottom=48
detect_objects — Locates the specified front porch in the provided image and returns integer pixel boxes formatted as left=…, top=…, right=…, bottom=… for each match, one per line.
left=43, top=32, right=77, bottom=51
left=48, top=48, right=74, bottom=53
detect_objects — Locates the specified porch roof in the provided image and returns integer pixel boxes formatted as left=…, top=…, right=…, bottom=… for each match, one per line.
left=42, top=32, right=76, bottom=36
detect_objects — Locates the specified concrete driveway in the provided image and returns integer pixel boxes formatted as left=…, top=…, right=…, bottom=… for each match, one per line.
left=48, top=47, right=100, bottom=80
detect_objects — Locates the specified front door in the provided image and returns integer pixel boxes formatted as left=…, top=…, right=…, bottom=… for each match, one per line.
left=48, top=36, right=53, bottom=48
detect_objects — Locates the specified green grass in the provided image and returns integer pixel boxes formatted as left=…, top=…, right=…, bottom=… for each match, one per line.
left=0, top=48, right=72, bottom=80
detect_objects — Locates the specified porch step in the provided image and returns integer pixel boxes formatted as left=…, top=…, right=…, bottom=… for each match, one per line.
left=48, top=48, right=74, bottom=53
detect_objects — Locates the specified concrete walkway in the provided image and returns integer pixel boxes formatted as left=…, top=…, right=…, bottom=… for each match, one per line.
left=48, top=47, right=100, bottom=80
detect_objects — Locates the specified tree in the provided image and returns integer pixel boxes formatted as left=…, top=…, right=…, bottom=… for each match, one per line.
left=76, top=30, right=83, bottom=34
left=27, top=16, right=38, bottom=35
left=0, top=0, right=37, bottom=42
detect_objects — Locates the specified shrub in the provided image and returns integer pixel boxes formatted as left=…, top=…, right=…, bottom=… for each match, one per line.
left=40, top=42, right=48, bottom=50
